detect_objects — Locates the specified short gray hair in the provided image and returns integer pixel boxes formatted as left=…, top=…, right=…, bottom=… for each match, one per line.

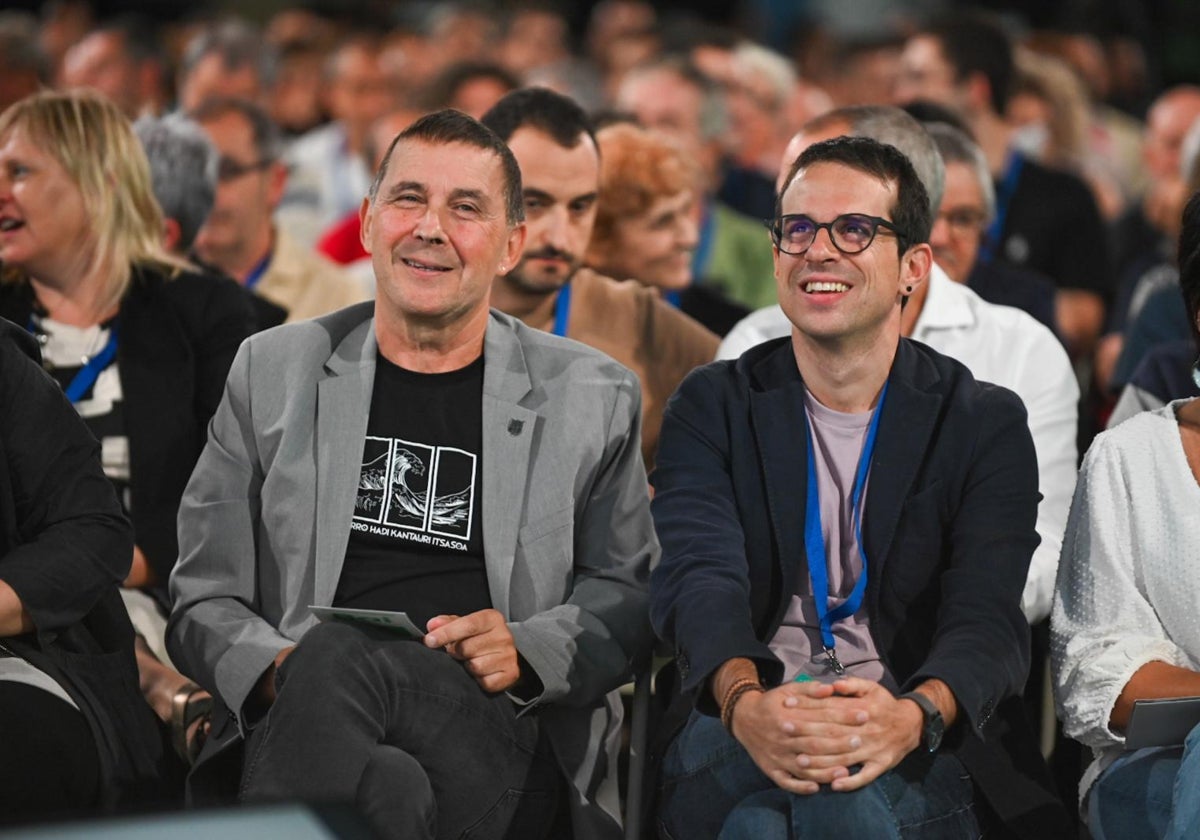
left=849, top=106, right=945, bottom=211
left=133, top=113, right=218, bottom=252
left=180, top=19, right=279, bottom=91
left=926, top=122, right=995, bottom=221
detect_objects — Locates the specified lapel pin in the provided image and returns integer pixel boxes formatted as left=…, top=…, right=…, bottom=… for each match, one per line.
left=507, top=419, right=524, bottom=436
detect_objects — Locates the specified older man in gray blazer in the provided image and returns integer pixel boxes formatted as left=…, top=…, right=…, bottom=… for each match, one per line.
left=168, top=110, right=657, bottom=840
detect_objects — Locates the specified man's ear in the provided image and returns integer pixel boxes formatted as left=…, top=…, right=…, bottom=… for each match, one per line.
left=163, top=217, right=182, bottom=254
left=358, top=197, right=373, bottom=254
left=499, top=222, right=527, bottom=275
left=900, top=242, right=933, bottom=296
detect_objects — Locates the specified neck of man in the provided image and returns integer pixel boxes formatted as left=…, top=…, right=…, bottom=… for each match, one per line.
left=233, top=226, right=276, bottom=287
left=374, top=304, right=489, bottom=373
left=490, top=274, right=563, bottom=334
left=972, top=111, right=1017, bottom=177
left=791, top=316, right=900, bottom=413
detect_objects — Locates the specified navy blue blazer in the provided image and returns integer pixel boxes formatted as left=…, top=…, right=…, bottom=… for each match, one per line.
left=649, top=336, right=1069, bottom=836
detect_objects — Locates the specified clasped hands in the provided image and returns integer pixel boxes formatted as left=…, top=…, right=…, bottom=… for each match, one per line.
left=730, top=677, right=924, bottom=795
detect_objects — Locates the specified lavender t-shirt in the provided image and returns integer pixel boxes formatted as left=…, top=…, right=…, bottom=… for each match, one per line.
left=767, top=391, right=896, bottom=690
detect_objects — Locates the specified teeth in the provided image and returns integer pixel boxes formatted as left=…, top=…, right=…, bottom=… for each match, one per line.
left=404, top=258, right=446, bottom=271
left=804, top=281, right=849, bottom=293
left=0, top=219, right=19, bottom=231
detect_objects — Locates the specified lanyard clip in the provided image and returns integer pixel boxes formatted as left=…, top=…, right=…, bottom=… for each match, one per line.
left=823, top=645, right=846, bottom=675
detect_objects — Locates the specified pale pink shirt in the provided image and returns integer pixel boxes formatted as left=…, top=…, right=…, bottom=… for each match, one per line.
left=767, top=391, right=896, bottom=689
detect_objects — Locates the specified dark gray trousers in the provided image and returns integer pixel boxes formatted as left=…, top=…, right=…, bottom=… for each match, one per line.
left=239, top=621, right=560, bottom=840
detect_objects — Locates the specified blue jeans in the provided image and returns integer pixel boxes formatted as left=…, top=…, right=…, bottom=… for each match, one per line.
left=239, top=621, right=560, bottom=840
left=660, top=710, right=979, bottom=839
left=1089, top=721, right=1200, bottom=840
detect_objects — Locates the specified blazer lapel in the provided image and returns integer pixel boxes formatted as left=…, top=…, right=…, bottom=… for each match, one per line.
left=748, top=344, right=809, bottom=630
left=313, top=318, right=377, bottom=605
left=480, top=314, right=537, bottom=619
left=863, top=340, right=942, bottom=597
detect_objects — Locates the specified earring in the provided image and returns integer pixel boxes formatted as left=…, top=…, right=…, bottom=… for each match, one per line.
left=905, top=285, right=913, bottom=294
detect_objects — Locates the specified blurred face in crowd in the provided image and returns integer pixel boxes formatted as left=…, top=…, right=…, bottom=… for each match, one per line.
left=894, top=35, right=964, bottom=111
left=504, top=128, right=599, bottom=294
left=193, top=109, right=284, bottom=279
left=450, top=77, right=517, bottom=121
left=326, top=43, right=395, bottom=147
left=593, top=188, right=698, bottom=291
left=0, top=129, right=91, bottom=285
left=1144, top=88, right=1200, bottom=182
left=179, top=54, right=265, bottom=114
left=928, top=160, right=988, bottom=283
left=361, top=138, right=525, bottom=331
left=61, top=31, right=142, bottom=118
left=616, top=68, right=718, bottom=189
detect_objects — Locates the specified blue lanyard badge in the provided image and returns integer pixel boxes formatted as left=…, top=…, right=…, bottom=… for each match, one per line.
left=27, top=317, right=120, bottom=404
left=802, top=382, right=887, bottom=675
left=980, top=150, right=1024, bottom=265
left=551, top=282, right=572, bottom=337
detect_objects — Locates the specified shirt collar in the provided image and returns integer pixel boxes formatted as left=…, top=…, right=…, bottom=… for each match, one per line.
left=912, top=263, right=976, bottom=336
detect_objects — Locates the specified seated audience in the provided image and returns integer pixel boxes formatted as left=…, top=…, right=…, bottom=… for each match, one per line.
left=168, top=110, right=657, bottom=840
left=0, top=317, right=161, bottom=820
left=1052, top=190, right=1200, bottom=838
left=481, top=87, right=718, bottom=468
left=587, top=122, right=750, bottom=336
left=650, top=135, right=1068, bottom=837
left=188, top=97, right=367, bottom=329
left=0, top=90, right=256, bottom=766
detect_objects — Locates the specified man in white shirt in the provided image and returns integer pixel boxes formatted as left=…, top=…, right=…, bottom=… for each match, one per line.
left=718, top=106, right=1077, bottom=623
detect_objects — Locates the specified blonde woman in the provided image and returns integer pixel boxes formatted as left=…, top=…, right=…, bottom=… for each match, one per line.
left=0, top=90, right=255, bottom=765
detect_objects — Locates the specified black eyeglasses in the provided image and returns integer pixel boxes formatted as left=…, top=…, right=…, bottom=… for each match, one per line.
left=217, top=155, right=273, bottom=182
left=766, top=213, right=905, bottom=256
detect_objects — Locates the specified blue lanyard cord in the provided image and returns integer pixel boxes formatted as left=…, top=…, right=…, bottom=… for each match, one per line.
left=551, top=282, right=572, bottom=337
left=980, top=150, right=1024, bottom=265
left=803, top=382, right=888, bottom=670
left=244, top=252, right=272, bottom=292
left=690, top=201, right=715, bottom=280
left=26, top=316, right=120, bottom=404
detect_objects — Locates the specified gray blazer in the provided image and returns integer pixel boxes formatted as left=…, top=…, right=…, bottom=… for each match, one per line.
left=167, top=302, right=657, bottom=838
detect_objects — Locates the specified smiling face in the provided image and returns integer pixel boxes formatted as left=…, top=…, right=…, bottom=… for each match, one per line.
left=360, top=138, right=526, bottom=333
left=504, top=127, right=599, bottom=295
left=596, top=189, right=697, bottom=290
left=775, top=160, right=926, bottom=348
left=0, top=129, right=92, bottom=285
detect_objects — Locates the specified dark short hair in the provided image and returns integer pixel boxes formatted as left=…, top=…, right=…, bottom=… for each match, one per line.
left=1179, top=191, right=1200, bottom=352
left=780, top=136, right=932, bottom=253
left=187, top=96, right=283, bottom=163
left=480, top=86, right=596, bottom=151
left=924, top=14, right=1014, bottom=115
left=369, top=109, right=524, bottom=226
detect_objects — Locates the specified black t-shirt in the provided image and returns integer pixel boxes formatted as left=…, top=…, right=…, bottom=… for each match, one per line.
left=335, top=353, right=491, bottom=627
left=991, top=154, right=1114, bottom=301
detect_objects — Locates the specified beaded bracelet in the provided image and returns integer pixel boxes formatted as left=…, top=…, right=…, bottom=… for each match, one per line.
left=720, top=676, right=764, bottom=733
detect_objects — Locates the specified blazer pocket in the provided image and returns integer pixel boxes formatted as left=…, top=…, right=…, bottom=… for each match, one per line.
left=513, top=505, right=576, bottom=610
left=517, top=504, right=575, bottom=547
left=885, top=481, right=948, bottom=603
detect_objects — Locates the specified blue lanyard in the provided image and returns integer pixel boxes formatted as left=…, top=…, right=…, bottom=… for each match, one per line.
left=551, top=283, right=571, bottom=337
left=27, top=316, right=120, bottom=404
left=802, top=382, right=887, bottom=674
left=980, top=150, right=1024, bottom=265
left=244, top=252, right=272, bottom=291
left=690, top=201, right=715, bottom=279
left=663, top=290, right=682, bottom=308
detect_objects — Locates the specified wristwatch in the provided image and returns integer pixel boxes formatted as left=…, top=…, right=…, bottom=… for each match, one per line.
left=899, top=691, right=944, bottom=752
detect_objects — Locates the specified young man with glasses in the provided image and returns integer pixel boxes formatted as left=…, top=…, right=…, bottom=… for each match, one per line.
left=649, top=136, right=1068, bottom=837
